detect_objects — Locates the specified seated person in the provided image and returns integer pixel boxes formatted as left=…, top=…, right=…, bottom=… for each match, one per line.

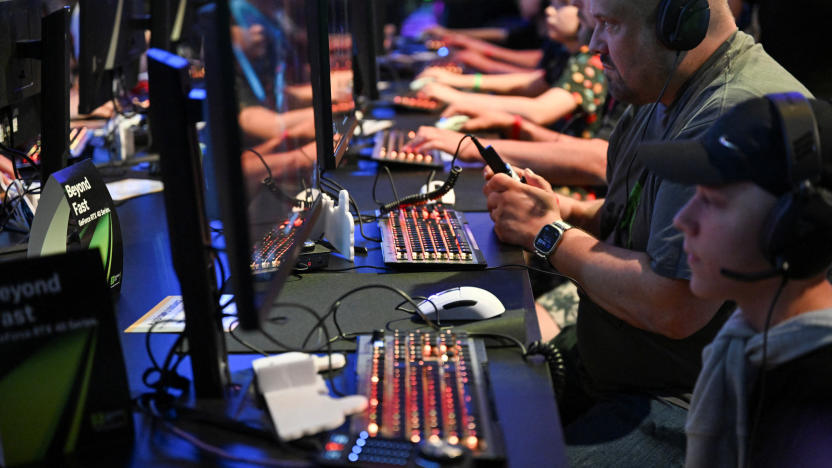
left=641, top=94, right=832, bottom=468
left=419, top=0, right=581, bottom=97
left=404, top=0, right=613, bottom=187
left=482, top=0, right=811, bottom=464
left=424, top=0, right=551, bottom=73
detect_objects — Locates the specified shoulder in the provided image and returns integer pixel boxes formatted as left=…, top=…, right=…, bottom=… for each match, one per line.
left=749, top=345, right=832, bottom=467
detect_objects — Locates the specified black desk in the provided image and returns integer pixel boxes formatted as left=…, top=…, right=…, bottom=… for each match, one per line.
left=110, top=161, right=566, bottom=465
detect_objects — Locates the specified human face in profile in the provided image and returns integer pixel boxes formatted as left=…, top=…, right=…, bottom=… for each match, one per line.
left=673, top=182, right=777, bottom=301
left=587, top=0, right=676, bottom=104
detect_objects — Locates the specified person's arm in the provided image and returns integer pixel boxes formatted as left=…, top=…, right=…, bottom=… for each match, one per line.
left=422, top=83, right=580, bottom=126
left=418, top=68, right=549, bottom=97
left=453, top=49, right=538, bottom=74
left=484, top=174, right=724, bottom=339
left=405, top=127, right=607, bottom=186
left=238, top=106, right=314, bottom=141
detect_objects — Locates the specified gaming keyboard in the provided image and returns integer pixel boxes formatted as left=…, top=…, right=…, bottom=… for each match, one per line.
left=378, top=204, right=487, bottom=270
left=319, top=329, right=505, bottom=466
left=370, top=129, right=443, bottom=169
left=392, top=92, right=443, bottom=112
left=250, top=217, right=302, bottom=275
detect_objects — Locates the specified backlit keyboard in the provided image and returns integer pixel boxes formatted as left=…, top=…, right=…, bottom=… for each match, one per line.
left=319, top=330, right=504, bottom=466
left=370, top=129, right=443, bottom=169
left=378, top=204, right=486, bottom=270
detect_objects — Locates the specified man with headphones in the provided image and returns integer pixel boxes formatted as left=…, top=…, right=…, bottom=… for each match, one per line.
left=641, top=93, right=832, bottom=467
left=483, top=0, right=811, bottom=464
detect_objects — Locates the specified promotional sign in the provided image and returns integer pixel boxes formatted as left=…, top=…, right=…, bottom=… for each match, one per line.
left=27, top=159, right=124, bottom=293
left=0, top=250, right=133, bottom=467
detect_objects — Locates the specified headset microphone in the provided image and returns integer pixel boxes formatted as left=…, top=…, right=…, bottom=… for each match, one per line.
left=719, top=267, right=783, bottom=282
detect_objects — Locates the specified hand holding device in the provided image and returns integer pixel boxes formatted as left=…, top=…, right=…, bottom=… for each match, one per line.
left=470, top=135, right=525, bottom=183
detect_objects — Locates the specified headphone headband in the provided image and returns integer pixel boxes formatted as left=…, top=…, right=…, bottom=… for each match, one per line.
left=768, top=93, right=823, bottom=187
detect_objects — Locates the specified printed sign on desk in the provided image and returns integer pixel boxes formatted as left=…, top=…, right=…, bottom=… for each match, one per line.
left=27, top=159, right=124, bottom=293
left=0, top=250, right=133, bottom=467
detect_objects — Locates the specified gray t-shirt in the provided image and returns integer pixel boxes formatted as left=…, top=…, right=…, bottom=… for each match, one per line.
left=576, top=31, right=812, bottom=397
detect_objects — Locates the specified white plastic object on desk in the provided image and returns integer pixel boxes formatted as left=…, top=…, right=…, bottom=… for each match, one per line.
left=253, top=352, right=366, bottom=441
left=300, top=189, right=355, bottom=260
left=419, top=180, right=455, bottom=205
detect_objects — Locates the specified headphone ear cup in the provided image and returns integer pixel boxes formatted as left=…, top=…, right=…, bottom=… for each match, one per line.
left=762, top=187, right=832, bottom=279
left=656, top=0, right=710, bottom=51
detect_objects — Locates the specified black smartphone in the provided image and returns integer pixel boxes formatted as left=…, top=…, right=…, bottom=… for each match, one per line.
left=471, top=136, right=525, bottom=182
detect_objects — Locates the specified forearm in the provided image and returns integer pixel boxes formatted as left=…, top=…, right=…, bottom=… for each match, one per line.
left=458, top=53, right=534, bottom=74
left=481, top=138, right=607, bottom=186
left=480, top=47, right=543, bottom=69
left=479, top=71, right=548, bottom=96
left=238, top=107, right=313, bottom=141
left=549, top=229, right=724, bottom=338
left=448, top=27, right=508, bottom=43
left=440, top=91, right=574, bottom=126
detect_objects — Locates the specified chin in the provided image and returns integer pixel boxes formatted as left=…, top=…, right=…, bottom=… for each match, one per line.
left=688, top=275, right=725, bottom=301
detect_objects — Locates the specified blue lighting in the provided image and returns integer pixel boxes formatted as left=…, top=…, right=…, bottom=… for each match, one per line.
left=437, top=46, right=450, bottom=57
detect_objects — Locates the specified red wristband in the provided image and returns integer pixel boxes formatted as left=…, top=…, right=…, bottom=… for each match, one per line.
left=511, top=114, right=522, bottom=140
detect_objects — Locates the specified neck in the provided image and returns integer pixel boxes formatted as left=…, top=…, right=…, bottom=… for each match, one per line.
left=658, top=4, right=738, bottom=106
left=737, top=276, right=832, bottom=332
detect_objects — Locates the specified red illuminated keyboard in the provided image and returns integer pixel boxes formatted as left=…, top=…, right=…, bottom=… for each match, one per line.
left=377, top=204, right=487, bottom=270
left=318, top=330, right=504, bottom=466
left=392, top=92, right=443, bottom=113
left=369, top=129, right=443, bottom=169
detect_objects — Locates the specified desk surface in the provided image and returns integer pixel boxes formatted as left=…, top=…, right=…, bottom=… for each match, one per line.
left=109, top=184, right=567, bottom=466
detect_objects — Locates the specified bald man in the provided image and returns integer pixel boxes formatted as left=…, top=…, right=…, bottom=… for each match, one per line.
left=484, top=0, right=811, bottom=464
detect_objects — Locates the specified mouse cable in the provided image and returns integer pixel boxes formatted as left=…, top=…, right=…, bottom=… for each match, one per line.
left=468, top=332, right=529, bottom=356
left=486, top=263, right=580, bottom=286
left=525, top=339, right=567, bottom=401
left=300, top=284, right=441, bottom=352
left=259, top=300, right=347, bottom=397
left=375, top=133, right=471, bottom=214
left=245, top=147, right=311, bottom=209
left=378, top=166, right=461, bottom=214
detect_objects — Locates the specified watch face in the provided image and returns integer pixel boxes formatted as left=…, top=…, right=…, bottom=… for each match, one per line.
left=534, top=224, right=559, bottom=253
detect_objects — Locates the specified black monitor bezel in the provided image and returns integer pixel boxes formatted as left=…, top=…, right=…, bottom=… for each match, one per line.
left=77, top=0, right=147, bottom=115
left=200, top=1, right=322, bottom=331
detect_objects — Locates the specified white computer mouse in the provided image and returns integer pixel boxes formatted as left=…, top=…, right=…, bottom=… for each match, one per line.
left=434, top=114, right=470, bottom=131
left=417, top=286, right=506, bottom=321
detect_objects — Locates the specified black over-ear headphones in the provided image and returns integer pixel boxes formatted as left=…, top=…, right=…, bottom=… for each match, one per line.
left=762, top=93, right=832, bottom=279
left=656, top=0, right=710, bottom=51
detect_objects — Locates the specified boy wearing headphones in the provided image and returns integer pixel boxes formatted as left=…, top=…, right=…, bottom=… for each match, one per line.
left=484, top=0, right=812, bottom=464
left=641, top=93, right=832, bottom=467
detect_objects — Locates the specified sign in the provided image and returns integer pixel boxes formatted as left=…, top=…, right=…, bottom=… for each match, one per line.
left=0, top=250, right=133, bottom=467
left=27, top=160, right=124, bottom=293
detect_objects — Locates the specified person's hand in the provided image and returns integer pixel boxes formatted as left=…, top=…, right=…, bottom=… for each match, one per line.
left=483, top=173, right=562, bottom=251
left=422, top=25, right=450, bottom=39
left=545, top=5, right=580, bottom=43
left=419, top=82, right=461, bottom=103
left=417, top=67, right=464, bottom=87
left=402, top=126, right=481, bottom=162
left=441, top=103, right=516, bottom=134
left=0, top=156, right=14, bottom=186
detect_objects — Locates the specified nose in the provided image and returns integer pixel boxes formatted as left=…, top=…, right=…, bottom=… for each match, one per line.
left=588, top=24, right=605, bottom=56
left=673, top=198, right=698, bottom=237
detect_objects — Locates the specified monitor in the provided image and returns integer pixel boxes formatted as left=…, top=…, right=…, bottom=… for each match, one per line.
left=1, top=2, right=71, bottom=184
left=149, top=0, right=205, bottom=58
left=307, top=0, right=358, bottom=171
left=77, top=0, right=147, bottom=114
left=349, top=0, right=382, bottom=101
left=146, top=0, right=325, bottom=397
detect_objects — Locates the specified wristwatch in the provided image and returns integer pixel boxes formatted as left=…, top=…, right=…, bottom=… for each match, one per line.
left=534, top=220, right=573, bottom=258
